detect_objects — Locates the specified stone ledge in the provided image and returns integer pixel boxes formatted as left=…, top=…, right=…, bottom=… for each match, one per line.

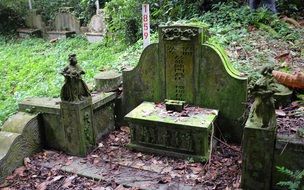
left=18, top=92, right=116, bottom=114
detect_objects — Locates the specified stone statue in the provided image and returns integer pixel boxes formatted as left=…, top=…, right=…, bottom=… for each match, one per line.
left=248, top=0, right=277, bottom=13
left=60, top=54, right=91, bottom=102
left=247, top=66, right=276, bottom=128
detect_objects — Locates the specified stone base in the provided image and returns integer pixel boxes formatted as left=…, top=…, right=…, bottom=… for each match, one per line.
left=85, top=32, right=104, bottom=43
left=125, top=102, right=218, bottom=162
left=94, top=70, right=122, bottom=92
left=47, top=31, right=76, bottom=40
left=17, top=28, right=42, bottom=38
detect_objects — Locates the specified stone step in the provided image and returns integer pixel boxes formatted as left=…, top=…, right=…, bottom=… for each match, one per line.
left=0, top=112, right=42, bottom=182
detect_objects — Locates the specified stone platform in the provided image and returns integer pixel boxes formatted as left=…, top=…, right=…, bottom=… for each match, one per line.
left=125, top=102, right=218, bottom=161
left=47, top=31, right=76, bottom=40
left=17, top=28, right=42, bottom=38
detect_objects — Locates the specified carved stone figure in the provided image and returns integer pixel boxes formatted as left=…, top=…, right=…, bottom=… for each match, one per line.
left=248, top=0, right=277, bottom=13
left=247, top=66, right=276, bottom=128
left=60, top=54, right=91, bottom=102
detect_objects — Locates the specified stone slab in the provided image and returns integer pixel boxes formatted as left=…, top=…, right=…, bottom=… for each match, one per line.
left=17, top=28, right=42, bottom=38
left=18, top=92, right=116, bottom=114
left=47, top=31, right=76, bottom=40
left=125, top=102, right=218, bottom=128
left=85, top=33, right=104, bottom=43
left=39, top=157, right=196, bottom=190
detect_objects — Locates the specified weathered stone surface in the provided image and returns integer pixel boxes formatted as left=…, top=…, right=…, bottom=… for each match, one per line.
left=85, top=33, right=104, bottom=43
left=25, top=9, right=45, bottom=29
left=0, top=112, right=42, bottom=182
left=241, top=76, right=277, bottom=190
left=125, top=102, right=218, bottom=161
left=47, top=31, right=76, bottom=40
left=17, top=28, right=42, bottom=38
left=60, top=98, right=95, bottom=156
left=94, top=70, right=122, bottom=92
left=18, top=92, right=116, bottom=154
left=40, top=157, right=195, bottom=190
left=88, top=13, right=106, bottom=33
left=272, top=135, right=304, bottom=189
left=17, top=9, right=45, bottom=38
left=85, top=12, right=106, bottom=43
left=123, top=25, right=247, bottom=142
left=54, top=11, right=80, bottom=33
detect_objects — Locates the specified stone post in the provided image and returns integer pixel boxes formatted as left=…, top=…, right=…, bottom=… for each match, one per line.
left=60, top=98, right=95, bottom=156
left=241, top=69, right=277, bottom=189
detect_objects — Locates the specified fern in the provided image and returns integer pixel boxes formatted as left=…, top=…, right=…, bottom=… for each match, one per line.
left=276, top=166, right=304, bottom=190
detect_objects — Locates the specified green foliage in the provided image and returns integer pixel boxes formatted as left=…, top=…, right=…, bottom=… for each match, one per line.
left=0, top=36, right=144, bottom=126
left=104, top=0, right=201, bottom=44
left=199, top=2, right=301, bottom=42
left=276, top=166, right=304, bottom=190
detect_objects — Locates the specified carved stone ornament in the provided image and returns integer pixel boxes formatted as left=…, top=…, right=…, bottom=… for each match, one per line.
left=162, top=28, right=199, bottom=41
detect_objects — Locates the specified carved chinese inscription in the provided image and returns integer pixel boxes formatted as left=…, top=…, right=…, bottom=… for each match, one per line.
left=165, top=41, right=194, bottom=102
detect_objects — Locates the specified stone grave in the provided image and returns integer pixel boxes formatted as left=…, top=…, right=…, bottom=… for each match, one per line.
left=123, top=25, right=248, bottom=161
left=85, top=10, right=107, bottom=43
left=47, top=7, right=80, bottom=40
left=17, top=9, right=45, bottom=38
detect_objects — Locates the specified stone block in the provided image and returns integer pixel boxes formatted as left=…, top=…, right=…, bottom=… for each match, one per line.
left=60, top=98, right=95, bottom=156
left=85, top=32, right=104, bottom=43
left=94, top=70, right=122, bottom=92
left=17, top=28, right=42, bottom=38
left=125, top=102, right=218, bottom=161
left=47, top=31, right=76, bottom=41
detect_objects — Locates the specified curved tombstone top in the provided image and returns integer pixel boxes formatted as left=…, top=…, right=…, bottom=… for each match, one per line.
left=54, top=9, right=80, bottom=33
left=88, top=12, right=106, bottom=34
left=122, top=24, right=248, bottom=142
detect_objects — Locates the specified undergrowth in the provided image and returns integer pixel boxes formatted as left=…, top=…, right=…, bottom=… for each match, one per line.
left=0, top=2, right=303, bottom=126
left=0, top=35, right=152, bottom=125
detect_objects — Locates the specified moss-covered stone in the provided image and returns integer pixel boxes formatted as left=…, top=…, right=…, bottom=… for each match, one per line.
left=125, top=102, right=218, bottom=161
left=0, top=112, right=42, bottom=183
left=122, top=25, right=247, bottom=142
left=94, top=70, right=122, bottom=92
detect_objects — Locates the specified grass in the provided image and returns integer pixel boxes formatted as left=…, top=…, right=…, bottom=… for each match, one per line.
left=0, top=36, right=148, bottom=125
left=0, top=2, right=303, bottom=126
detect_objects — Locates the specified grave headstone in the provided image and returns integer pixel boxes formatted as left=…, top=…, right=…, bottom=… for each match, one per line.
left=47, top=7, right=80, bottom=40
left=123, top=25, right=247, bottom=142
left=17, top=9, right=45, bottom=38
left=85, top=10, right=106, bottom=43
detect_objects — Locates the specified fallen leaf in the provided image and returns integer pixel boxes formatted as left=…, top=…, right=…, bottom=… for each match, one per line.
left=62, top=175, right=77, bottom=188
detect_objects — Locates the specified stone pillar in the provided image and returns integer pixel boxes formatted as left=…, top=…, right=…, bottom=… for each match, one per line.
left=241, top=92, right=277, bottom=189
left=60, top=98, right=95, bottom=156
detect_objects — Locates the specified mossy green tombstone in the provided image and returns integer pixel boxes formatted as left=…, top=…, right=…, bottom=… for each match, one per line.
left=123, top=25, right=247, bottom=142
